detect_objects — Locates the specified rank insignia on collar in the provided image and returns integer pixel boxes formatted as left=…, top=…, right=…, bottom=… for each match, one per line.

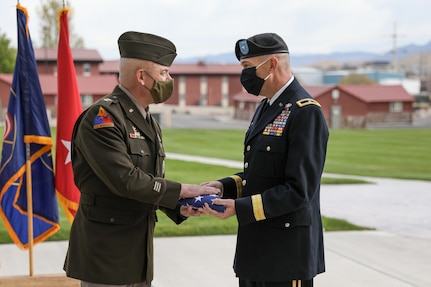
left=93, top=107, right=115, bottom=129
left=129, top=126, right=145, bottom=139
left=262, top=103, right=292, bottom=136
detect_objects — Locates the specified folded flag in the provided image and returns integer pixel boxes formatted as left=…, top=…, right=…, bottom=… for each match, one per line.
left=179, top=194, right=225, bottom=212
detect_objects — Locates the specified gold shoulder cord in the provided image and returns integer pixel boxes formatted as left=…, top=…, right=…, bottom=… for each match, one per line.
left=296, top=98, right=321, bottom=108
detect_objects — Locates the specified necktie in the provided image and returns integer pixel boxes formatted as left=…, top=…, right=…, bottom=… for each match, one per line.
left=146, top=112, right=152, bottom=126
left=259, top=101, right=270, bottom=120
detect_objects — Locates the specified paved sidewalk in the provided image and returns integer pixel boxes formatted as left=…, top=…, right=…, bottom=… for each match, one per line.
left=1, top=231, right=430, bottom=287
left=1, top=152, right=431, bottom=286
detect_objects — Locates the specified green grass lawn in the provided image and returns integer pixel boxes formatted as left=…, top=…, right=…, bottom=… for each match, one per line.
left=2, top=127, right=430, bottom=243
left=162, top=128, right=431, bottom=181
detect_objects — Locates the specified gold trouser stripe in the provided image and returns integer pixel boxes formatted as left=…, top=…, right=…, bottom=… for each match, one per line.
left=229, top=175, right=242, bottom=198
left=292, top=280, right=302, bottom=287
left=251, top=194, right=266, bottom=221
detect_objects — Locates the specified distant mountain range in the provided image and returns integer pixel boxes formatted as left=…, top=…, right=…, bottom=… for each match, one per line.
left=177, top=40, right=431, bottom=68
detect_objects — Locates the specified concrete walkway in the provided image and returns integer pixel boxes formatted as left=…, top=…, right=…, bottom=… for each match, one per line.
left=1, top=153, right=431, bottom=286
left=1, top=231, right=430, bottom=287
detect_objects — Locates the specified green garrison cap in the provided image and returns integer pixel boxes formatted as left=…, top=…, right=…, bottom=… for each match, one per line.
left=118, top=31, right=177, bottom=66
left=235, top=33, right=289, bottom=60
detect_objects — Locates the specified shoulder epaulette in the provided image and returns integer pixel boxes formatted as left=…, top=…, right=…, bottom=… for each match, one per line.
left=102, top=94, right=119, bottom=105
left=296, top=98, right=321, bottom=108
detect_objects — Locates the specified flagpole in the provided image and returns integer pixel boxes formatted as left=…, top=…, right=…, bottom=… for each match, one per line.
left=25, top=143, right=34, bottom=276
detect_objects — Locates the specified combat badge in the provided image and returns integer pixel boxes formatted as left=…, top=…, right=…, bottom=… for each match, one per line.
left=93, top=107, right=115, bottom=129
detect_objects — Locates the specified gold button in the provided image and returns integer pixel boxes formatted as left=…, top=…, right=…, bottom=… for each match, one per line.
left=284, top=223, right=290, bottom=228
left=242, top=180, right=247, bottom=186
left=244, top=162, right=249, bottom=168
left=266, top=146, right=271, bottom=152
left=246, top=145, right=251, bottom=151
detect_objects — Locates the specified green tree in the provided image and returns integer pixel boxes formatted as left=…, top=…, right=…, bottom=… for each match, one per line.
left=339, top=73, right=375, bottom=85
left=38, top=0, right=84, bottom=48
left=0, top=29, right=16, bottom=73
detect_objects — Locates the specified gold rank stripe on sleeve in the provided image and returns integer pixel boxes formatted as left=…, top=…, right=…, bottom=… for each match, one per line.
left=251, top=194, right=266, bottom=221
left=229, top=175, right=243, bottom=198
left=296, top=98, right=321, bottom=108
left=292, top=280, right=302, bottom=287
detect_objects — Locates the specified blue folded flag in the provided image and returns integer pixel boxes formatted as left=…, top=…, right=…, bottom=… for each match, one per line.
left=179, top=194, right=225, bottom=212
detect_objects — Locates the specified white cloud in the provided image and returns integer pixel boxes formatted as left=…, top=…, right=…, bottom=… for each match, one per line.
left=0, top=0, right=429, bottom=60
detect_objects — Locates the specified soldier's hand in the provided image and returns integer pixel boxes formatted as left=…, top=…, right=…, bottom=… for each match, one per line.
left=180, top=183, right=220, bottom=199
left=200, top=180, right=223, bottom=190
left=200, top=199, right=236, bottom=219
left=180, top=205, right=205, bottom=217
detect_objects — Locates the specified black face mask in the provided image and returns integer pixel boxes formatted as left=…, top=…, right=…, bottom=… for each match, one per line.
left=240, top=58, right=271, bottom=96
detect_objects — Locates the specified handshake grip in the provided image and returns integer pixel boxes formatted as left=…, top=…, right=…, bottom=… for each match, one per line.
left=179, top=194, right=226, bottom=212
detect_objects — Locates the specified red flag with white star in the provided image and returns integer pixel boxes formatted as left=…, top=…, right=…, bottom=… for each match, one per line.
left=56, top=7, right=82, bottom=223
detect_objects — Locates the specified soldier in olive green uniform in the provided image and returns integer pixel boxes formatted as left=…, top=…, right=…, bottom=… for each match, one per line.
left=64, top=32, right=219, bottom=287
left=202, top=33, right=328, bottom=287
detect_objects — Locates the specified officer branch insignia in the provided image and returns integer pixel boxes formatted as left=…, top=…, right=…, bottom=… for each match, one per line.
left=262, top=103, right=292, bottom=136
left=93, top=106, right=115, bottom=129
left=129, top=126, right=145, bottom=140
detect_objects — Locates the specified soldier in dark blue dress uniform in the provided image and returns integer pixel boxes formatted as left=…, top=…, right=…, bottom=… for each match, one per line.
left=202, top=33, right=329, bottom=287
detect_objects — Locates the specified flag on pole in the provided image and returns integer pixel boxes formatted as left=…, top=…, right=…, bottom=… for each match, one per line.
left=0, top=4, right=60, bottom=249
left=56, top=7, right=82, bottom=223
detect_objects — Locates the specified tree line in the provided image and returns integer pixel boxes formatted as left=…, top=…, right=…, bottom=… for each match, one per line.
left=0, top=0, right=84, bottom=73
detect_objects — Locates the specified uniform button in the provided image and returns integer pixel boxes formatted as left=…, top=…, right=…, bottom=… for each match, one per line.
left=110, top=217, right=115, bottom=223
left=246, top=145, right=251, bottom=151
left=140, top=150, right=144, bottom=154
left=266, top=145, right=271, bottom=152
left=244, top=162, right=249, bottom=168
left=284, top=223, right=290, bottom=228
left=242, top=180, right=247, bottom=186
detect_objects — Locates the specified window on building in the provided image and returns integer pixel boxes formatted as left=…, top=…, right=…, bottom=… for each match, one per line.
left=179, top=76, right=186, bottom=99
left=221, top=76, right=229, bottom=107
left=81, top=94, right=93, bottom=107
left=83, top=63, right=91, bottom=76
left=200, top=76, right=207, bottom=106
left=389, top=102, right=403, bottom=112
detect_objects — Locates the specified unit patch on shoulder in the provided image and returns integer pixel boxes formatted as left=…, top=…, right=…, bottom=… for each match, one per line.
left=296, top=98, right=321, bottom=108
left=93, top=107, right=115, bottom=129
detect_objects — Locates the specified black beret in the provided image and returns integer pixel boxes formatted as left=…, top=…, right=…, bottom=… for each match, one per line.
left=235, top=33, right=289, bottom=60
left=118, top=31, right=177, bottom=66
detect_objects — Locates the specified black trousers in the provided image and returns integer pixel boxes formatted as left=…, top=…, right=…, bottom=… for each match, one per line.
left=239, top=278, right=313, bottom=287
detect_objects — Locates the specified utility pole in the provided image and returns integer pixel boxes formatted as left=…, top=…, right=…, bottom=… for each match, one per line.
left=391, top=22, right=398, bottom=72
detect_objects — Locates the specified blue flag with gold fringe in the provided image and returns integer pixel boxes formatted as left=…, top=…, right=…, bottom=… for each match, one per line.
left=0, top=4, right=59, bottom=249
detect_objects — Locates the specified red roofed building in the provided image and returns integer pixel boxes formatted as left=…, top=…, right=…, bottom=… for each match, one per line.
left=314, top=85, right=414, bottom=128
left=232, top=82, right=414, bottom=128
left=100, top=60, right=244, bottom=107
left=0, top=49, right=415, bottom=128
left=0, top=48, right=118, bottom=123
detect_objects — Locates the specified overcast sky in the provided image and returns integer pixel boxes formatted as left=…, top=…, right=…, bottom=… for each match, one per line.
left=0, top=0, right=429, bottom=61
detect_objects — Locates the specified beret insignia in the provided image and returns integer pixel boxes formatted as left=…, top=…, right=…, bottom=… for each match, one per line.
left=238, top=40, right=249, bottom=56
